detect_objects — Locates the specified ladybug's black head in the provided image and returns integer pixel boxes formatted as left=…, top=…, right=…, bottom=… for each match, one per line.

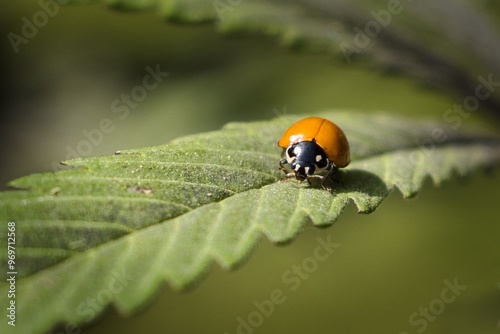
left=284, top=141, right=329, bottom=181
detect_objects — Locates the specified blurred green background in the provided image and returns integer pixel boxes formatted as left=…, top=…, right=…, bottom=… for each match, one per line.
left=1, top=2, right=500, bottom=334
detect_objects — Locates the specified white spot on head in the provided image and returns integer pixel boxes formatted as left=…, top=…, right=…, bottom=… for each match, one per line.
left=289, top=134, right=304, bottom=144
left=304, top=166, right=310, bottom=174
left=315, top=155, right=322, bottom=162
left=293, top=146, right=302, bottom=155
left=294, top=163, right=301, bottom=171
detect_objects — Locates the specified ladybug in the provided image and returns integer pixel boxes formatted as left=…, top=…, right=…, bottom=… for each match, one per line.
left=277, top=117, right=350, bottom=187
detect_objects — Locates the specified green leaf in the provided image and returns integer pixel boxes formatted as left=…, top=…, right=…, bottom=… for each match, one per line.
left=1, top=111, right=499, bottom=333
left=63, top=0, right=500, bottom=113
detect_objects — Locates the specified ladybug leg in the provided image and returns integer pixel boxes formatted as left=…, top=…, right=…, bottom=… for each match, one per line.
left=320, top=169, right=335, bottom=189
left=320, top=164, right=339, bottom=189
left=279, top=159, right=288, bottom=174
left=306, top=175, right=323, bottom=187
left=306, top=177, right=314, bottom=186
left=279, top=159, right=295, bottom=179
left=279, top=158, right=287, bottom=171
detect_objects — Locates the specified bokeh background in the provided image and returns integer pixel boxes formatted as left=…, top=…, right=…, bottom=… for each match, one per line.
left=1, top=1, right=500, bottom=333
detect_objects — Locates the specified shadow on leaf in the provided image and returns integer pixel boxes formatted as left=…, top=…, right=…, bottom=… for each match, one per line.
left=329, top=169, right=389, bottom=214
